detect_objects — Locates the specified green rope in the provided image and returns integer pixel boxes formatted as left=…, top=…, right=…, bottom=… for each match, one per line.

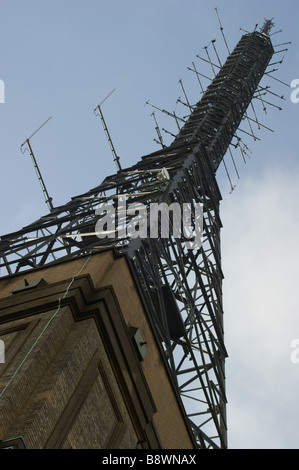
left=0, top=253, right=92, bottom=400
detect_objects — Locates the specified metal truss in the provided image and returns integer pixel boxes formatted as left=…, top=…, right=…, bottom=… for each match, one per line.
left=0, top=29, right=277, bottom=448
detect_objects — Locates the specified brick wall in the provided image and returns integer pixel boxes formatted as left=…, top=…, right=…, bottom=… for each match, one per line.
left=0, top=249, right=195, bottom=449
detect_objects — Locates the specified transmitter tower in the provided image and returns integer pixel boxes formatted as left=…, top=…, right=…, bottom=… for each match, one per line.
left=0, top=20, right=286, bottom=449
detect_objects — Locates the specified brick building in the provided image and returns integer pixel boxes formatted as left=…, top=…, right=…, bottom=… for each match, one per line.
left=0, top=249, right=196, bottom=449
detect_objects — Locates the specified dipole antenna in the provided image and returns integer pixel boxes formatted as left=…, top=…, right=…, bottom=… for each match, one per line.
left=94, top=89, right=122, bottom=171
left=20, top=116, right=54, bottom=212
left=215, top=7, right=230, bottom=54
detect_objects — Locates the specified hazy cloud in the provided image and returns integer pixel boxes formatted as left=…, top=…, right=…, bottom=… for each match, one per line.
left=221, top=164, right=299, bottom=448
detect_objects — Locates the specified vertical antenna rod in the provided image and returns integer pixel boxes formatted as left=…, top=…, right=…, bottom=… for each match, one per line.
left=94, top=89, right=122, bottom=171
left=215, top=7, right=230, bottom=54
left=20, top=116, right=54, bottom=212
left=151, top=112, right=165, bottom=148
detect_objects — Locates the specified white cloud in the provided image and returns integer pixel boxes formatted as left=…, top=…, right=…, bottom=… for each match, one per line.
left=221, top=164, right=299, bottom=449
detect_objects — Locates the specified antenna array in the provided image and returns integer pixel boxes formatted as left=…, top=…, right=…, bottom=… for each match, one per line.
left=144, top=8, right=290, bottom=193
left=20, top=116, right=54, bottom=212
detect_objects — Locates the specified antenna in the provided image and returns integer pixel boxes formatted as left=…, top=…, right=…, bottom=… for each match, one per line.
left=151, top=112, right=166, bottom=148
left=178, top=79, right=193, bottom=112
left=215, top=7, right=230, bottom=54
left=20, top=116, right=54, bottom=212
left=94, top=89, right=122, bottom=171
left=260, top=18, right=275, bottom=35
left=145, top=100, right=186, bottom=124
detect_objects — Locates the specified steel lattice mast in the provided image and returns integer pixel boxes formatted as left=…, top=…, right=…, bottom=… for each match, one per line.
left=0, top=26, right=278, bottom=448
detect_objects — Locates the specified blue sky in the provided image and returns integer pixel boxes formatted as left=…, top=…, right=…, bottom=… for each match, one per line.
left=0, top=0, right=299, bottom=449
